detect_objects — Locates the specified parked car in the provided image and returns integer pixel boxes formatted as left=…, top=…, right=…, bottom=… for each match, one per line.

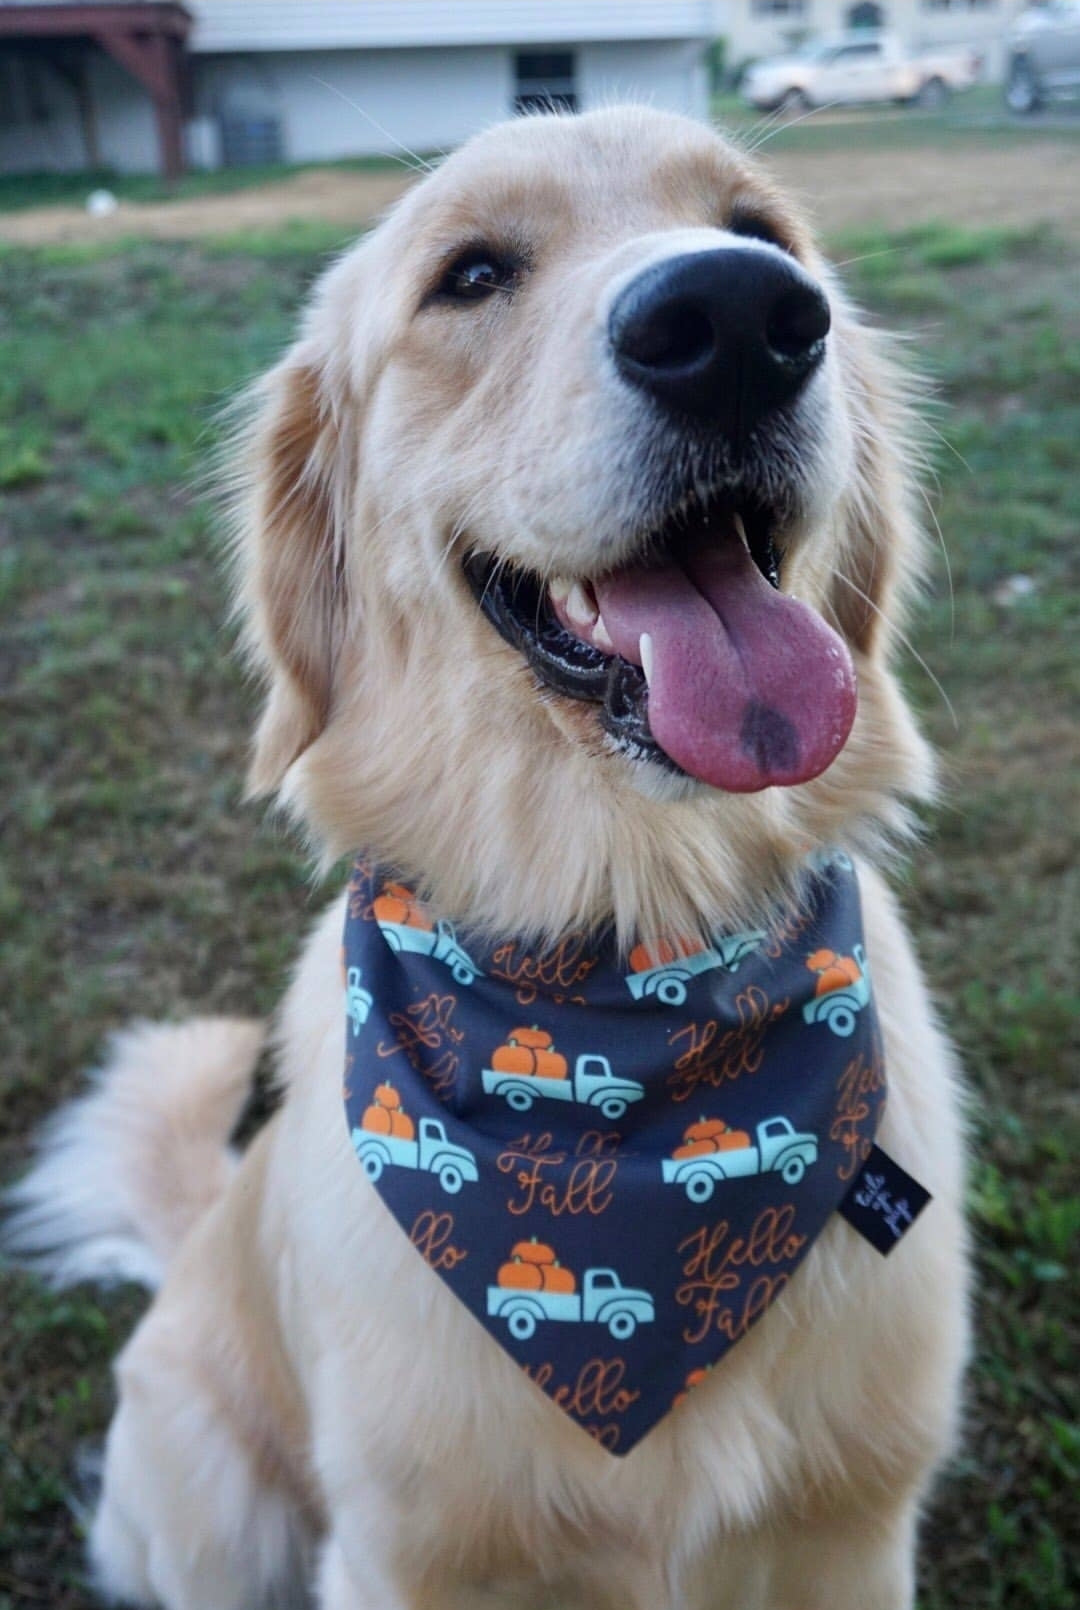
left=1005, top=0, right=1080, bottom=112
left=740, top=31, right=981, bottom=112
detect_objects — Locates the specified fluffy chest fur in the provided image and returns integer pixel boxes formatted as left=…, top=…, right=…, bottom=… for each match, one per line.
left=264, top=866, right=967, bottom=1607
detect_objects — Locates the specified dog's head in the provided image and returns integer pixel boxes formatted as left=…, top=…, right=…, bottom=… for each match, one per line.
left=232, top=107, right=932, bottom=942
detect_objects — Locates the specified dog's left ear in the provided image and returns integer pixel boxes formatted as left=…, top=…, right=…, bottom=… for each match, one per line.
left=232, top=341, right=355, bottom=796
left=827, top=313, right=925, bottom=660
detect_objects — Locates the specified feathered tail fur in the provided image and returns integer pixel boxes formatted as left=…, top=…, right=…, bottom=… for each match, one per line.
left=2, top=1018, right=265, bottom=1289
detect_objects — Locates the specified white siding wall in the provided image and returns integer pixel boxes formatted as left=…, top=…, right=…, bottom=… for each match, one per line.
left=190, top=41, right=710, bottom=167
left=193, top=46, right=510, bottom=162
left=0, top=33, right=713, bottom=175
left=579, top=39, right=710, bottom=120
left=190, top=1, right=717, bottom=52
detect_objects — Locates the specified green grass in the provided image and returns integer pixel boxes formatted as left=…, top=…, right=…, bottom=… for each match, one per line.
left=712, top=83, right=1080, bottom=151
left=0, top=220, right=1077, bottom=1609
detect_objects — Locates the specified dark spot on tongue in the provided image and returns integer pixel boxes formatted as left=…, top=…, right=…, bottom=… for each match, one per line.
left=740, top=702, right=800, bottom=775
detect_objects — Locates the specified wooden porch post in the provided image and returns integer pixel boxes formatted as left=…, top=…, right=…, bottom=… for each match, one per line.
left=94, top=25, right=185, bottom=180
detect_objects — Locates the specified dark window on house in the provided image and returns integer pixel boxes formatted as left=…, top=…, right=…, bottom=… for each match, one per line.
left=514, top=51, right=578, bottom=114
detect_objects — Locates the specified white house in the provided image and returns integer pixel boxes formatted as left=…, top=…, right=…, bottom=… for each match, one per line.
left=0, top=0, right=720, bottom=177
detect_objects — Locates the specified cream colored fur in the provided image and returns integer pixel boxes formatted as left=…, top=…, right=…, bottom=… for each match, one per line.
left=7, top=107, right=969, bottom=1609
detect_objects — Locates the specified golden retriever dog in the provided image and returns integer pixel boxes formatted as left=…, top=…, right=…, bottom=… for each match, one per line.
left=5, top=106, right=969, bottom=1609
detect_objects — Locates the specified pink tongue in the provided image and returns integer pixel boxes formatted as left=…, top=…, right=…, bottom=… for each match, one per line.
left=593, top=545, right=856, bottom=791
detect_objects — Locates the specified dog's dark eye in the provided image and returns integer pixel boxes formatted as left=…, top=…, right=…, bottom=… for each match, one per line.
left=438, top=250, right=518, bottom=303
left=727, top=210, right=792, bottom=254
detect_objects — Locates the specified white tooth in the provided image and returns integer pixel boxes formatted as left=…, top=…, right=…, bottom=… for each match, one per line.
left=593, top=613, right=615, bottom=653
left=565, top=581, right=598, bottom=629
left=639, top=632, right=654, bottom=687
left=548, top=576, right=572, bottom=605
left=733, top=512, right=750, bottom=552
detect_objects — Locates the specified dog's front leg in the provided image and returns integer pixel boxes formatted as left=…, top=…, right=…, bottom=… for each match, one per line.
left=754, top=1495, right=919, bottom=1610
left=317, top=1534, right=409, bottom=1610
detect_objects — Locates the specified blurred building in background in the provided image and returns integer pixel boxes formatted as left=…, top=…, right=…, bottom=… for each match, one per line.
left=0, top=0, right=718, bottom=177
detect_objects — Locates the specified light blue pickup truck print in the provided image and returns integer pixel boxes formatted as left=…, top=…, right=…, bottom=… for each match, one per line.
left=375, top=916, right=483, bottom=986
left=802, top=944, right=871, bottom=1039
left=807, top=847, right=855, bottom=877
left=661, top=1117, right=819, bottom=1203
left=487, top=1268, right=656, bottom=1343
left=345, top=966, right=374, bottom=1035
left=351, top=1116, right=479, bottom=1195
left=624, top=929, right=765, bottom=1007
left=481, top=1053, right=645, bottom=1121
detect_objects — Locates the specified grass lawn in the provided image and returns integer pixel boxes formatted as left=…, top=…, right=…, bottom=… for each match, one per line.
left=712, top=83, right=1080, bottom=150
left=1, top=218, right=1077, bottom=1609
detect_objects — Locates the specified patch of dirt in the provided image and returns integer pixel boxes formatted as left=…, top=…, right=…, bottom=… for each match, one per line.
left=0, top=166, right=413, bottom=245
left=767, top=140, right=1080, bottom=238
left=2, top=140, right=1078, bottom=246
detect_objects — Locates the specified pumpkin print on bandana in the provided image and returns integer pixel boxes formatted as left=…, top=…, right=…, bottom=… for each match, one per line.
left=341, top=852, right=897, bottom=1455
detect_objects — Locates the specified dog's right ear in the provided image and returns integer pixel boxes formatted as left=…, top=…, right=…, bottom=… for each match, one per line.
left=230, top=341, right=356, bottom=796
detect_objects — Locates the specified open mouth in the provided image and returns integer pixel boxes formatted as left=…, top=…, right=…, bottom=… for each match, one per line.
left=464, top=493, right=857, bottom=793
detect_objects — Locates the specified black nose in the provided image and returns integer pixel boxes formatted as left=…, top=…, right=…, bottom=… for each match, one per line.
left=608, top=248, right=830, bottom=438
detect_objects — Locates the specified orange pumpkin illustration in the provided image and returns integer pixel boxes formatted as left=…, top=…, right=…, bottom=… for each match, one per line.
left=497, top=1259, right=544, bottom=1291
left=512, top=1026, right=554, bottom=1050
left=373, top=881, right=435, bottom=932
left=540, top=1263, right=576, bottom=1295
left=715, top=1129, right=750, bottom=1152
left=361, top=1078, right=415, bottom=1139
left=672, top=1136, right=719, bottom=1161
left=674, top=1366, right=711, bottom=1408
left=510, top=1236, right=557, bottom=1267
left=807, top=948, right=862, bottom=997
left=628, top=935, right=701, bottom=974
left=491, top=1043, right=535, bottom=1075
left=361, top=1103, right=393, bottom=1135
left=490, top=1028, right=569, bottom=1080
left=674, top=1118, right=750, bottom=1158
left=387, top=1109, right=415, bottom=1141
left=684, top=1117, right=730, bottom=1145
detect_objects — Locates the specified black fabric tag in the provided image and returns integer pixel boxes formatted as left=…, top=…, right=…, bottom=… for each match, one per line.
left=839, top=1144, right=931, bottom=1254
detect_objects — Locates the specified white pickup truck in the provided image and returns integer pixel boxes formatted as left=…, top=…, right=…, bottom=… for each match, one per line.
left=661, top=1117, right=819, bottom=1203
left=487, top=1267, right=656, bottom=1342
left=350, top=1116, right=479, bottom=1195
left=481, top=1052, right=645, bottom=1120
left=741, top=32, right=980, bottom=113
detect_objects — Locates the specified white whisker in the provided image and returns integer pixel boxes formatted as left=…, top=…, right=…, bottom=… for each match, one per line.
left=832, top=571, right=958, bottom=731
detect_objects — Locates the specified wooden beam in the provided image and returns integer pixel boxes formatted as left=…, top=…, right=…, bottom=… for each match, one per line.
left=94, top=27, right=186, bottom=180
left=0, top=7, right=191, bottom=43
